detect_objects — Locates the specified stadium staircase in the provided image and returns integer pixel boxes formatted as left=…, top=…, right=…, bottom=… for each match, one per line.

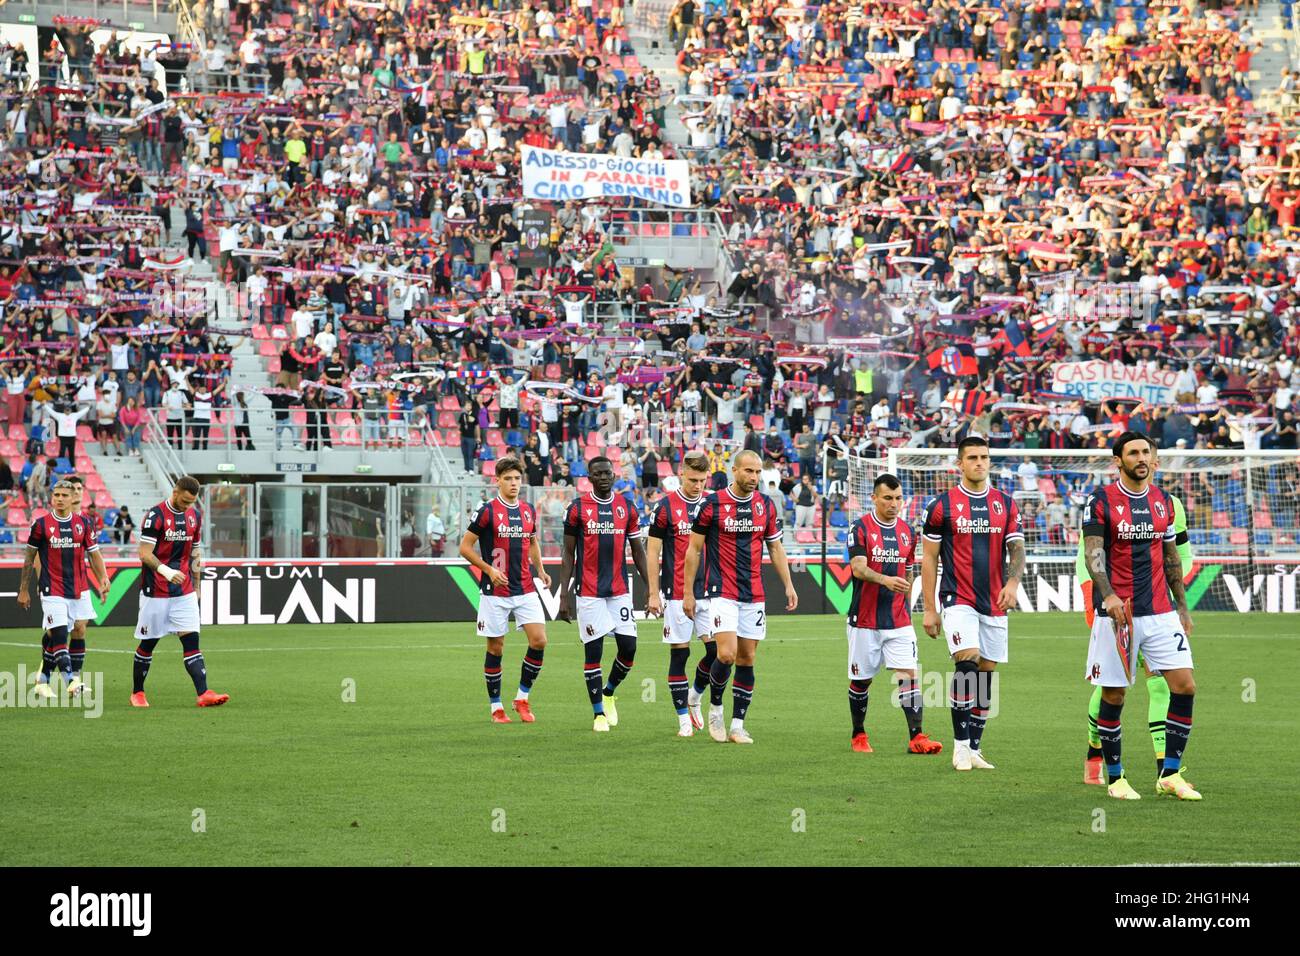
left=1249, top=0, right=1297, bottom=110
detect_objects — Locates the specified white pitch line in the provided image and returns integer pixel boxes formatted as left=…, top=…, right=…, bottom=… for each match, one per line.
left=2, top=631, right=1295, bottom=656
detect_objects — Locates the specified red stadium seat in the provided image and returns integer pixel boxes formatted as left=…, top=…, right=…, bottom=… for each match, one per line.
left=94, top=492, right=114, bottom=509
left=8, top=508, right=26, bottom=526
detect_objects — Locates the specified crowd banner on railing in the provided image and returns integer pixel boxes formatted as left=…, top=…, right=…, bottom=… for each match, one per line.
left=520, top=145, right=693, bottom=207
left=0, top=558, right=1293, bottom=630
left=1050, top=360, right=1180, bottom=404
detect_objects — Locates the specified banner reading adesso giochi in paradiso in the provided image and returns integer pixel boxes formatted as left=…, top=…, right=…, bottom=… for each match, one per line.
left=520, top=145, right=692, bottom=207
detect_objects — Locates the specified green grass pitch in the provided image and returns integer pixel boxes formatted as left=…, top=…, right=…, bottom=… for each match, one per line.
left=1, top=612, right=1297, bottom=866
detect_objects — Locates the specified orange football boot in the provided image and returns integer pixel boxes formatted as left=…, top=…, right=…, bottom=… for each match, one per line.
left=130, top=692, right=149, bottom=708
left=490, top=708, right=512, bottom=724
left=512, top=699, right=535, bottom=723
left=908, top=733, right=944, bottom=754
left=196, top=690, right=230, bottom=707
left=851, top=732, right=873, bottom=753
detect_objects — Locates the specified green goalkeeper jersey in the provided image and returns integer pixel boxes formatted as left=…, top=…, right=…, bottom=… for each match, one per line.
left=1076, top=493, right=1192, bottom=580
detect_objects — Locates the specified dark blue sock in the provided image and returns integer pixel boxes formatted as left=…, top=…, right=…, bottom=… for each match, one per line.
left=1098, top=698, right=1125, bottom=783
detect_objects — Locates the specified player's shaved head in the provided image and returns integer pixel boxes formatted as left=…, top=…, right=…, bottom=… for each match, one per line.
left=732, top=449, right=762, bottom=495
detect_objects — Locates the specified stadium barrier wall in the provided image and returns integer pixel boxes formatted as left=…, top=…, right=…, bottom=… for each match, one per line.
left=1, top=558, right=1298, bottom=629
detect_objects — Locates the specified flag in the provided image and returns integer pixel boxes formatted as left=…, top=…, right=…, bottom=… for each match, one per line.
left=1029, top=313, right=1059, bottom=339
left=942, top=388, right=990, bottom=417
left=1001, top=318, right=1033, bottom=357
left=889, top=148, right=917, bottom=174
left=927, top=343, right=978, bottom=377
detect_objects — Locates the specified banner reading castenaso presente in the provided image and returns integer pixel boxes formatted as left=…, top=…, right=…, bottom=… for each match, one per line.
left=520, top=145, right=692, bottom=207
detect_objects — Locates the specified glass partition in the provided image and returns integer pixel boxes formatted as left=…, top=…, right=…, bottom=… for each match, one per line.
left=323, top=484, right=388, bottom=558
left=205, top=483, right=253, bottom=558
left=258, top=485, right=323, bottom=558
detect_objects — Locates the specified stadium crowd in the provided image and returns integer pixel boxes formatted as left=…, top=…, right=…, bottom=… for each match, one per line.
left=0, top=0, right=1298, bottom=544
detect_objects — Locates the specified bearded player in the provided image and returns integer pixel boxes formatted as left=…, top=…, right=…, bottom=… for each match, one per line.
left=846, top=473, right=942, bottom=755
left=17, top=481, right=108, bottom=699
left=645, top=450, right=716, bottom=737
left=921, top=436, right=1025, bottom=771
left=132, top=475, right=229, bottom=708
left=1083, top=432, right=1199, bottom=800
left=682, top=450, right=798, bottom=745
left=460, top=457, right=552, bottom=724
left=558, top=456, right=650, bottom=733
left=1081, top=460, right=1194, bottom=785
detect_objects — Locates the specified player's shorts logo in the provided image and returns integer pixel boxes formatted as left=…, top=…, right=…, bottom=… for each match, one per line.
left=851, top=662, right=859, bottom=676
left=713, top=615, right=721, bottom=628
left=46, top=615, right=53, bottom=624
left=1091, top=663, right=1102, bottom=680
left=140, top=625, right=148, bottom=635
left=585, top=624, right=595, bottom=637
left=477, top=620, right=486, bottom=632
left=952, top=632, right=961, bottom=645
left=663, top=625, right=671, bottom=638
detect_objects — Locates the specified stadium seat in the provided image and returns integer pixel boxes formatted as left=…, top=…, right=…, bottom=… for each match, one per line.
left=98, top=530, right=113, bottom=544
left=8, top=509, right=26, bottom=526
left=94, top=492, right=114, bottom=509
left=0, top=530, right=12, bottom=544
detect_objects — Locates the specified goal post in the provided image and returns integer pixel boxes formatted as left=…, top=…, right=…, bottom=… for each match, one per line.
left=838, top=447, right=1300, bottom=614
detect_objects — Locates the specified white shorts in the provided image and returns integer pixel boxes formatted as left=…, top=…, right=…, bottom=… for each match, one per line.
left=941, top=604, right=1008, bottom=663
left=847, top=624, right=917, bottom=680
left=39, top=595, right=78, bottom=631
left=476, top=593, right=545, bottom=638
left=662, top=598, right=711, bottom=644
left=134, top=593, right=201, bottom=641
left=709, top=598, right=767, bottom=641
left=1086, top=611, right=1192, bottom=687
left=72, top=591, right=94, bottom=623
left=577, top=593, right=636, bottom=643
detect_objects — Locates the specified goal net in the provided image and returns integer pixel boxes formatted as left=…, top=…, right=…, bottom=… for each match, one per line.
left=842, top=448, right=1300, bottom=615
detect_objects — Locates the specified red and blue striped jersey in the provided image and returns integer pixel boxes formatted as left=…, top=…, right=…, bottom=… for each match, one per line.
left=922, top=485, right=1023, bottom=617
left=847, top=513, right=916, bottom=629
left=1082, top=482, right=1176, bottom=617
left=468, top=496, right=538, bottom=596
left=564, top=492, right=639, bottom=598
left=648, top=490, right=705, bottom=601
left=27, top=511, right=97, bottom=598
left=692, top=487, right=782, bottom=603
left=139, top=502, right=201, bottom=597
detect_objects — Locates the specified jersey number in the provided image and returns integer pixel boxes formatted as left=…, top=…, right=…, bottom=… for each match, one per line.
left=619, top=606, right=631, bottom=622
left=755, top=610, right=765, bottom=627
left=1174, top=633, right=1186, bottom=652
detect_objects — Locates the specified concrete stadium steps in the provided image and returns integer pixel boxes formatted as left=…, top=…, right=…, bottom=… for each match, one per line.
left=88, top=446, right=172, bottom=528
left=1248, top=0, right=1295, bottom=109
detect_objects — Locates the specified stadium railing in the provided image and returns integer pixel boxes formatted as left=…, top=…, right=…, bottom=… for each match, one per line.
left=139, top=407, right=450, bottom=474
